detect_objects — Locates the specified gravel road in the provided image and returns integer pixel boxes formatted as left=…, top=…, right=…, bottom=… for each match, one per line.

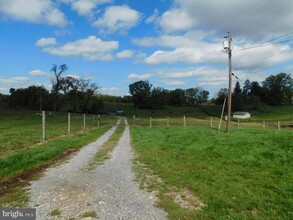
left=28, top=118, right=167, bottom=220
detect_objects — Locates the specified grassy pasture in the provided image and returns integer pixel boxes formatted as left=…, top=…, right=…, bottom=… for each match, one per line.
left=0, top=109, right=118, bottom=184
left=131, top=126, right=293, bottom=219
left=0, top=110, right=116, bottom=156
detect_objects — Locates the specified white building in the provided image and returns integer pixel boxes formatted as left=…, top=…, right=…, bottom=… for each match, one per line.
left=233, top=112, right=251, bottom=119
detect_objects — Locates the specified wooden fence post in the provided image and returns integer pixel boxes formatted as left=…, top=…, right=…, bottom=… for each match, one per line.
left=210, top=117, right=213, bottom=128
left=238, top=119, right=240, bottom=129
left=83, top=114, right=86, bottom=130
left=68, top=112, right=71, bottom=134
left=184, top=115, right=186, bottom=127
left=42, top=111, right=46, bottom=141
left=93, top=115, right=95, bottom=127
left=150, top=117, right=152, bottom=128
left=98, top=114, right=100, bottom=128
left=278, top=121, right=281, bottom=131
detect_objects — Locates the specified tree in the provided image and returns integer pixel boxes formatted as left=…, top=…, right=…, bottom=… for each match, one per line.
left=233, top=81, right=244, bottom=111
left=9, top=86, right=49, bottom=110
left=242, top=79, right=251, bottom=95
left=129, top=81, right=152, bottom=108
left=233, top=81, right=242, bottom=95
left=185, top=88, right=199, bottom=106
left=169, top=89, right=185, bottom=106
left=150, top=87, right=169, bottom=108
left=198, top=90, right=209, bottom=105
left=51, top=64, right=68, bottom=111
left=262, top=73, right=292, bottom=105
left=215, top=88, right=228, bottom=105
left=60, top=76, right=98, bottom=112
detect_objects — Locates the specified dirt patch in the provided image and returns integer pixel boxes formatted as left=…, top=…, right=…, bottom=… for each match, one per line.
left=166, top=188, right=205, bottom=211
left=133, top=156, right=205, bottom=212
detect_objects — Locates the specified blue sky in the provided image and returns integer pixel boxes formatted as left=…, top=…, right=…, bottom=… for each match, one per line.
left=0, top=0, right=293, bottom=97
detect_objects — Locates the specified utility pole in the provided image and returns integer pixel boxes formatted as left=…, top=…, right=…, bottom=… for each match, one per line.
left=224, top=32, right=232, bottom=133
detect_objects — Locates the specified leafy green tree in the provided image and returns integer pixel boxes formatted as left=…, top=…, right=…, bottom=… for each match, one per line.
left=185, top=88, right=199, bottom=106
left=129, top=80, right=152, bottom=108
left=169, top=89, right=186, bottom=106
left=9, top=86, right=49, bottom=110
left=215, top=88, right=228, bottom=105
left=150, top=87, right=169, bottom=108
left=233, top=81, right=244, bottom=111
left=198, top=90, right=209, bottom=105
left=262, top=73, right=292, bottom=105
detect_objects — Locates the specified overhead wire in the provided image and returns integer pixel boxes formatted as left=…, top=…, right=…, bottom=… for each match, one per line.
left=232, top=31, right=293, bottom=52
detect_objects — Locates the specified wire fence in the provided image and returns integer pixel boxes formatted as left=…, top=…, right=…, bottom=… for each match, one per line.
left=0, top=110, right=118, bottom=156
left=132, top=115, right=293, bottom=131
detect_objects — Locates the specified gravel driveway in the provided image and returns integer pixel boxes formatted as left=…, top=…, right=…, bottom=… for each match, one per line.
left=28, top=118, right=167, bottom=220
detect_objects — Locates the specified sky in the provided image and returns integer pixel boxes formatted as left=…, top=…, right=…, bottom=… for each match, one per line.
left=0, top=0, right=293, bottom=97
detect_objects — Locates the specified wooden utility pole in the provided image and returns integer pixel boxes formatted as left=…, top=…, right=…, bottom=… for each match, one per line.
left=225, top=32, right=233, bottom=133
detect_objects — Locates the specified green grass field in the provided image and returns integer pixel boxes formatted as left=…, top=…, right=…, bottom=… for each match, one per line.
left=131, top=126, right=293, bottom=219
left=0, top=110, right=116, bottom=156
left=0, top=109, right=118, bottom=184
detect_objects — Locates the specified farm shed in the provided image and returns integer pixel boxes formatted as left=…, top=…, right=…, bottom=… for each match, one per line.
left=233, top=112, right=251, bottom=119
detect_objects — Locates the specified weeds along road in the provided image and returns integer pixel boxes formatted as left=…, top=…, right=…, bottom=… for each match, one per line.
left=28, top=117, right=167, bottom=220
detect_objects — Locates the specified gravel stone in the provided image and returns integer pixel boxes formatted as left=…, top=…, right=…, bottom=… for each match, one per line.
left=28, top=118, right=167, bottom=220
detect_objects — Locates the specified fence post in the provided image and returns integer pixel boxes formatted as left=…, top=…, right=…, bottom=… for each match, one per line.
left=42, top=111, right=46, bottom=141
left=278, top=121, right=281, bottom=131
left=184, top=115, right=186, bottom=127
left=167, top=116, right=170, bottom=127
left=210, top=117, right=213, bottom=128
left=263, top=121, right=265, bottom=130
left=150, top=116, right=152, bottom=128
left=68, top=112, right=71, bottom=134
left=93, top=115, right=95, bottom=127
left=238, top=119, right=240, bottom=129
left=83, top=114, right=86, bottom=130
left=98, top=114, right=100, bottom=128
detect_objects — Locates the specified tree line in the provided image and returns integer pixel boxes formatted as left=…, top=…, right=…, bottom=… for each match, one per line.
left=129, top=80, right=210, bottom=108
left=215, top=72, right=292, bottom=111
left=0, top=69, right=291, bottom=112
left=4, top=64, right=103, bottom=113
left=129, top=72, right=292, bottom=110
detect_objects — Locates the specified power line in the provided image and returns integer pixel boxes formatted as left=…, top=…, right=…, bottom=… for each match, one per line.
left=261, top=31, right=293, bottom=44
left=234, top=38, right=293, bottom=52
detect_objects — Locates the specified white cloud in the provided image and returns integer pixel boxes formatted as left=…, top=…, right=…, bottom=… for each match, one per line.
left=145, top=48, right=200, bottom=64
left=161, top=79, right=186, bottom=86
left=162, top=0, right=293, bottom=39
left=61, top=0, right=112, bottom=17
left=132, top=31, right=207, bottom=48
left=42, top=35, right=119, bottom=61
left=29, top=69, right=51, bottom=77
left=0, top=0, right=67, bottom=26
left=0, top=76, right=30, bottom=94
left=143, top=39, right=292, bottom=71
left=128, top=73, right=152, bottom=80
left=93, top=5, right=141, bottom=34
left=116, top=50, right=134, bottom=59
left=35, top=38, right=57, bottom=47
left=158, top=8, right=196, bottom=33
left=146, top=8, right=159, bottom=24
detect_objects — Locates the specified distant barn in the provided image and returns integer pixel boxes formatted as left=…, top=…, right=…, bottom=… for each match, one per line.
left=233, top=112, right=251, bottom=119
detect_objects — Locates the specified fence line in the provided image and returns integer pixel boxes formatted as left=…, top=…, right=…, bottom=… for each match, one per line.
left=39, top=111, right=116, bottom=141
left=133, top=115, right=292, bottom=131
